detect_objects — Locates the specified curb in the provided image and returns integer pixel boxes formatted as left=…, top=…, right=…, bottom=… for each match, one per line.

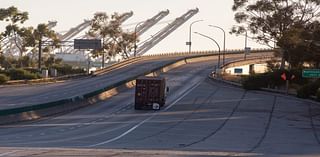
left=209, top=74, right=320, bottom=105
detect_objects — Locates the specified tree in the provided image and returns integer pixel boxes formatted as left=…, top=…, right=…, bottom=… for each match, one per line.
left=88, top=12, right=135, bottom=67
left=44, top=55, right=62, bottom=68
left=24, top=23, right=60, bottom=70
left=277, top=21, right=320, bottom=68
left=232, top=0, right=320, bottom=69
left=0, top=6, right=29, bottom=58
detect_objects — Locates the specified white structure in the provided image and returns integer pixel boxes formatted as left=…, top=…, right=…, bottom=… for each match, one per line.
left=225, top=63, right=268, bottom=75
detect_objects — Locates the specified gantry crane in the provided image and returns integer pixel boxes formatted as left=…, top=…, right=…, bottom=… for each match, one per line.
left=136, top=8, right=199, bottom=56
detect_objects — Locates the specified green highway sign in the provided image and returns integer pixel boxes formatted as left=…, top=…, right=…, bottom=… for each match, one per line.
left=302, top=69, right=320, bottom=78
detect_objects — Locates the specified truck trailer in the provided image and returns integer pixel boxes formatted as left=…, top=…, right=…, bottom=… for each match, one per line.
left=134, top=76, right=168, bottom=110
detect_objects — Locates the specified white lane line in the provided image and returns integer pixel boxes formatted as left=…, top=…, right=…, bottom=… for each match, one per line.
left=88, top=80, right=202, bottom=147
left=0, top=150, right=20, bottom=156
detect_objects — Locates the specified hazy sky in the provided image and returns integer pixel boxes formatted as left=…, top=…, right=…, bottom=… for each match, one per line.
left=0, top=0, right=267, bottom=54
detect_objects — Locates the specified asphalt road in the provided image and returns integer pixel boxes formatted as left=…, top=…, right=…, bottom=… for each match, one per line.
left=0, top=56, right=185, bottom=110
left=0, top=53, right=319, bottom=156
left=0, top=53, right=266, bottom=110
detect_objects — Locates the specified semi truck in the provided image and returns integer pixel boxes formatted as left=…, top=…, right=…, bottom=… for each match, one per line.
left=134, top=76, right=168, bottom=110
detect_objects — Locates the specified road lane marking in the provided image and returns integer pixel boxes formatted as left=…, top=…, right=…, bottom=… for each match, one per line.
left=0, top=150, right=20, bottom=156
left=88, top=80, right=203, bottom=147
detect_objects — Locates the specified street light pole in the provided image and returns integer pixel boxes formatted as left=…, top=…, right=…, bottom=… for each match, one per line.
left=245, top=31, right=247, bottom=60
left=187, top=20, right=203, bottom=53
left=134, top=21, right=145, bottom=57
left=194, top=31, right=221, bottom=69
left=208, top=25, right=225, bottom=65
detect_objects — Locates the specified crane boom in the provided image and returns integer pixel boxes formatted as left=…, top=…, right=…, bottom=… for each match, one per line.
left=136, top=10, right=169, bottom=36
left=136, top=8, right=199, bottom=56
left=59, top=11, right=133, bottom=42
left=119, top=11, right=133, bottom=23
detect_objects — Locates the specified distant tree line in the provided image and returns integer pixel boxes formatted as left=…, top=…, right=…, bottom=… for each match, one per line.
left=232, top=0, right=320, bottom=69
left=0, top=6, right=136, bottom=71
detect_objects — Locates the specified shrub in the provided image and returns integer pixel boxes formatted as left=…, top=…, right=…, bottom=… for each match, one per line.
left=242, top=74, right=268, bottom=90
left=7, top=68, right=40, bottom=80
left=264, top=69, right=286, bottom=88
left=297, top=79, right=320, bottom=98
left=0, top=74, right=9, bottom=84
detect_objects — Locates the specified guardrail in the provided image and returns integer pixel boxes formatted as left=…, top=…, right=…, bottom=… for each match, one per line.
left=144, top=48, right=274, bottom=57
left=2, top=57, right=142, bottom=86
left=93, top=57, right=143, bottom=76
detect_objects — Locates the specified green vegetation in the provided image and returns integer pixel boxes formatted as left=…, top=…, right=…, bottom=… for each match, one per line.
left=51, top=64, right=85, bottom=76
left=297, top=80, right=320, bottom=98
left=88, top=12, right=135, bottom=66
left=0, top=6, right=136, bottom=80
left=232, top=0, right=320, bottom=69
left=0, top=6, right=60, bottom=70
left=242, top=69, right=307, bottom=90
left=242, top=74, right=268, bottom=90
left=242, top=70, right=286, bottom=90
left=0, top=74, right=9, bottom=84
left=6, top=68, right=40, bottom=80
left=0, top=6, right=29, bottom=60
left=233, top=0, right=320, bottom=100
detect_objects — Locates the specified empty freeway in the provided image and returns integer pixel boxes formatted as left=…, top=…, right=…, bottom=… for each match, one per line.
left=0, top=52, right=319, bottom=157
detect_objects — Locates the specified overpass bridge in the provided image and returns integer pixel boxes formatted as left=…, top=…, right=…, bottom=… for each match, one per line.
left=0, top=49, right=319, bottom=157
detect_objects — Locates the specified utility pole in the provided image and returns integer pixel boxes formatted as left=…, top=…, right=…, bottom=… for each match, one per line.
left=38, top=38, right=42, bottom=70
left=244, top=31, right=248, bottom=60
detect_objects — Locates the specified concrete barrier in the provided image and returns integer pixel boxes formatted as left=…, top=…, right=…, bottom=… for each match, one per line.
left=93, top=57, right=143, bottom=76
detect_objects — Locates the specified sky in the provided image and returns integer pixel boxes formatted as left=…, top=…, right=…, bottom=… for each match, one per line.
left=0, top=0, right=268, bottom=55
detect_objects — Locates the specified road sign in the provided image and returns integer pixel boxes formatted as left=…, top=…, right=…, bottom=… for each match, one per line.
left=281, top=72, right=295, bottom=80
left=74, top=39, right=101, bottom=50
left=281, top=73, right=286, bottom=80
left=234, top=68, right=243, bottom=74
left=302, top=69, right=320, bottom=78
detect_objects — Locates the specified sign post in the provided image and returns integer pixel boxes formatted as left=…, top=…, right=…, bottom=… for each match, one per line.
left=74, top=39, right=102, bottom=74
left=281, top=72, right=295, bottom=95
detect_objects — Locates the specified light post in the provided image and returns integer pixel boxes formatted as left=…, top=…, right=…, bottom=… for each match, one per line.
left=187, top=20, right=203, bottom=53
left=245, top=31, right=248, bottom=60
left=134, top=21, right=145, bottom=57
left=208, top=25, right=225, bottom=65
left=194, top=31, right=221, bottom=70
